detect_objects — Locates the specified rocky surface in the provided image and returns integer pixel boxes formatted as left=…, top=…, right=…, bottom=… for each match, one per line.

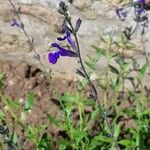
left=0, top=0, right=150, bottom=78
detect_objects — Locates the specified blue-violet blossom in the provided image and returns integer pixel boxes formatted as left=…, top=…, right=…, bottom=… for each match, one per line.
left=11, top=18, right=21, bottom=27
left=116, top=0, right=146, bottom=20
left=116, top=7, right=128, bottom=20
left=57, top=31, right=76, bottom=49
left=48, top=31, right=77, bottom=64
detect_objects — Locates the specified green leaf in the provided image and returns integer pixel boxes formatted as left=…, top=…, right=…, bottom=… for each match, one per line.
left=136, top=130, right=144, bottom=150
left=120, top=34, right=127, bottom=48
left=37, top=133, right=51, bottom=150
left=37, top=125, right=47, bottom=133
left=139, top=62, right=149, bottom=77
left=89, top=141, right=102, bottom=150
left=91, top=45, right=106, bottom=56
left=90, top=108, right=99, bottom=120
left=109, top=65, right=119, bottom=75
left=142, top=108, right=150, bottom=115
left=119, top=139, right=135, bottom=147
left=0, top=110, right=5, bottom=120
left=26, top=126, right=37, bottom=140
left=11, top=132, right=18, bottom=145
left=124, top=108, right=136, bottom=117
left=65, top=103, right=73, bottom=116
left=47, top=114, right=62, bottom=128
left=0, top=143, right=2, bottom=150
left=60, top=93, right=75, bottom=103
left=93, top=135, right=112, bottom=143
left=85, top=57, right=96, bottom=70
left=84, top=99, right=95, bottom=106
left=114, top=124, right=121, bottom=138
left=57, top=140, right=69, bottom=150
left=126, top=42, right=136, bottom=49
left=74, top=129, right=87, bottom=144
left=77, top=79, right=88, bottom=91
left=7, top=99, right=20, bottom=109
left=0, top=73, right=4, bottom=90
left=24, top=92, right=35, bottom=112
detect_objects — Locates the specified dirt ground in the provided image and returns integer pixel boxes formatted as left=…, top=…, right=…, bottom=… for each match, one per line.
left=0, top=61, right=149, bottom=150
left=0, top=61, right=79, bottom=149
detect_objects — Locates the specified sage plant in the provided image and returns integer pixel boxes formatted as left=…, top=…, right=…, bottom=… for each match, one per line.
left=116, top=0, right=149, bottom=39
left=48, top=1, right=121, bottom=149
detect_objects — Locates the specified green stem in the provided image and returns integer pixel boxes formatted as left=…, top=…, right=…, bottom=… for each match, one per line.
left=67, top=19, right=120, bottom=150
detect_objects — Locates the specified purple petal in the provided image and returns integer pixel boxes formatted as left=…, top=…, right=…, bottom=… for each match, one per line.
left=48, top=52, right=60, bottom=64
left=59, top=47, right=78, bottom=57
left=136, top=7, right=145, bottom=14
left=11, top=18, right=21, bottom=27
left=51, top=43, right=59, bottom=48
left=140, top=0, right=145, bottom=4
left=116, top=7, right=128, bottom=20
left=51, top=43, right=63, bottom=52
left=66, top=32, right=76, bottom=48
left=51, top=42, right=77, bottom=57
left=135, top=0, right=145, bottom=4
left=57, top=36, right=67, bottom=41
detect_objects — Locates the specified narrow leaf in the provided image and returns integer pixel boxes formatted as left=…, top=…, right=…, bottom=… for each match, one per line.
left=24, top=92, right=35, bottom=112
left=119, top=139, right=135, bottom=147
left=76, top=69, right=86, bottom=78
left=114, top=123, right=121, bottom=138
left=57, top=140, right=69, bottom=150
left=11, top=132, right=18, bottom=145
left=91, top=45, right=106, bottom=56
left=93, top=135, right=112, bottom=143
left=37, top=133, right=51, bottom=150
left=0, top=110, right=5, bottom=119
left=75, top=18, right=82, bottom=32
left=47, top=114, right=62, bottom=128
left=142, top=108, right=150, bottom=115
left=109, top=65, right=119, bottom=75
left=139, top=62, right=149, bottom=77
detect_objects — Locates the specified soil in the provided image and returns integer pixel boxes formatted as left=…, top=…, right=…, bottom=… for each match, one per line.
left=0, top=61, right=78, bottom=150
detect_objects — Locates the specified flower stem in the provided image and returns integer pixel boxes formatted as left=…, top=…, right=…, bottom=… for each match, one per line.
left=7, top=0, right=51, bottom=80
left=67, top=20, right=120, bottom=150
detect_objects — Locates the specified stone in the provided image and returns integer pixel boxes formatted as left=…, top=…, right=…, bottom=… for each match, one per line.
left=72, top=0, right=92, bottom=10
left=105, top=0, right=126, bottom=6
left=0, top=0, right=149, bottom=83
left=0, top=32, right=30, bottom=52
left=18, top=4, right=63, bottom=33
left=0, top=1, right=13, bottom=22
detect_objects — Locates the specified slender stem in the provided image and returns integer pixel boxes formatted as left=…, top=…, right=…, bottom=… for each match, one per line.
left=104, top=36, right=112, bottom=107
left=138, top=24, right=150, bottom=69
left=130, top=22, right=139, bottom=38
left=67, top=20, right=120, bottom=150
left=7, top=0, right=50, bottom=80
left=68, top=22, right=98, bottom=99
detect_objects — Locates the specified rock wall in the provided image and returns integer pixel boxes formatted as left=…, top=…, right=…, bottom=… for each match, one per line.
left=0, top=0, right=150, bottom=77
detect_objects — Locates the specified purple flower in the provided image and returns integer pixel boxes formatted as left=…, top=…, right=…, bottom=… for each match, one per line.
left=57, top=31, right=76, bottom=49
left=116, top=7, right=128, bottom=20
left=48, top=30, right=78, bottom=64
left=48, top=43, right=77, bottom=64
left=134, top=0, right=145, bottom=4
left=134, top=0, right=146, bottom=14
left=11, top=18, right=21, bottom=27
left=116, top=0, right=147, bottom=21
